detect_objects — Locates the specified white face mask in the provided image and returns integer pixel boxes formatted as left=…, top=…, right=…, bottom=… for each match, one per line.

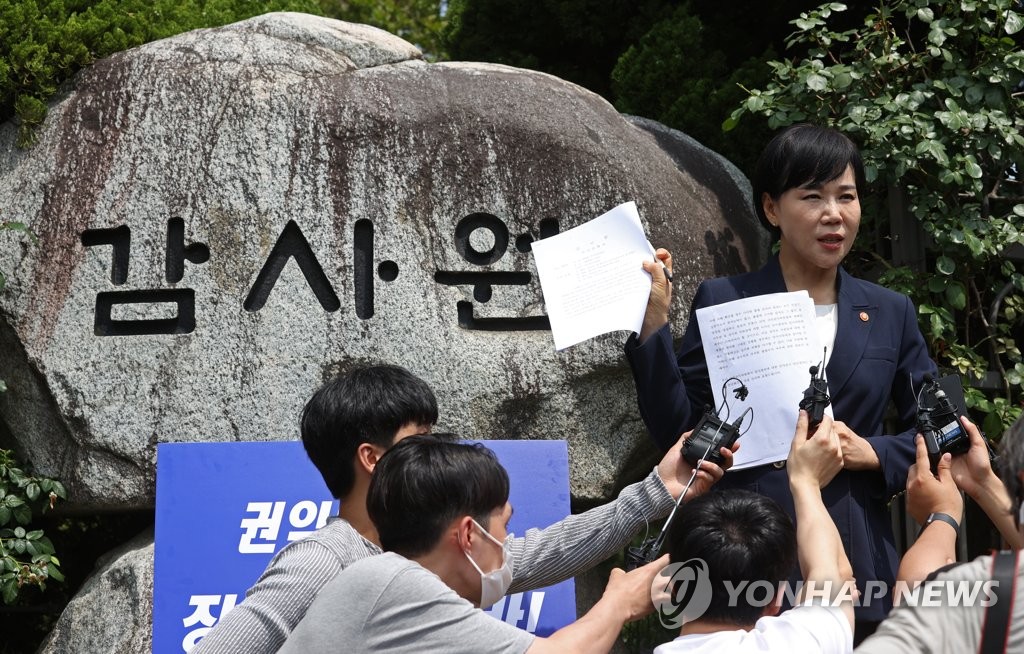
left=464, top=518, right=514, bottom=608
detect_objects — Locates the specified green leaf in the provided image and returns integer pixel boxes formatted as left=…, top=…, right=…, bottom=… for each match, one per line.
left=1013, top=204, right=1024, bottom=218
left=964, top=231, right=985, bottom=256
left=25, top=530, right=42, bottom=541
left=51, top=482, right=66, bottom=499
left=964, top=158, right=983, bottom=179
left=937, top=256, right=956, bottom=275
left=945, top=283, right=967, bottom=310
left=806, top=73, right=828, bottom=91
left=928, top=276, right=948, bottom=293
left=25, top=483, right=39, bottom=502
left=1006, top=11, right=1023, bottom=35
left=833, top=72, right=852, bottom=89
left=2, top=579, right=16, bottom=605
left=47, top=565, right=64, bottom=583
left=918, top=7, right=935, bottom=22
left=0, top=507, right=9, bottom=526
left=3, top=496, right=23, bottom=509
left=1008, top=364, right=1023, bottom=385
left=13, top=527, right=24, bottom=539
left=983, top=410, right=1004, bottom=436
left=12, top=506, right=30, bottom=525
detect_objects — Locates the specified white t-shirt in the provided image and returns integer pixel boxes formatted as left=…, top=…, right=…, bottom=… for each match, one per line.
left=654, top=604, right=852, bottom=654
left=814, top=303, right=838, bottom=367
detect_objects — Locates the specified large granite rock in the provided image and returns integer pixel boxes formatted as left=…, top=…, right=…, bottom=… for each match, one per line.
left=37, top=529, right=154, bottom=654
left=0, top=12, right=766, bottom=511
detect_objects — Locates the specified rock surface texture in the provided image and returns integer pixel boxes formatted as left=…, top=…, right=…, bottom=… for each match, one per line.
left=37, top=529, right=155, bottom=653
left=2, top=13, right=769, bottom=653
left=0, top=12, right=765, bottom=512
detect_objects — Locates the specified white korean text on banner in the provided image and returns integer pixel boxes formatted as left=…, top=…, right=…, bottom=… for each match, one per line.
left=153, top=440, right=576, bottom=652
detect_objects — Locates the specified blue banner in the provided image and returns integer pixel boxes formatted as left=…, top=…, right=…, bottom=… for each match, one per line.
left=153, top=440, right=576, bottom=652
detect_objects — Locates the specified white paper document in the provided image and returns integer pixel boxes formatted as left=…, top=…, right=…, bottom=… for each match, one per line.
left=696, top=291, right=829, bottom=469
left=531, top=201, right=656, bottom=350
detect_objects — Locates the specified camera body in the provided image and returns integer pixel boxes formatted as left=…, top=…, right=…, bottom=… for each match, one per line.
left=798, top=365, right=831, bottom=429
left=682, top=409, right=742, bottom=468
left=627, top=379, right=748, bottom=571
left=917, top=376, right=970, bottom=472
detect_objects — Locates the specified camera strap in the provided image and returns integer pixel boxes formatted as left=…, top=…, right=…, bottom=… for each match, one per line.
left=978, top=549, right=1018, bottom=654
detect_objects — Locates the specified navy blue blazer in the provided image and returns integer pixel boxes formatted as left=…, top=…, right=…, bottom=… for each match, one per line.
left=625, top=255, right=936, bottom=620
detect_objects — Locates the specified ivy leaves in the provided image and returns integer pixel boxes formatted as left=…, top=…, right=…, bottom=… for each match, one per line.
left=730, top=0, right=1024, bottom=432
left=0, top=450, right=67, bottom=604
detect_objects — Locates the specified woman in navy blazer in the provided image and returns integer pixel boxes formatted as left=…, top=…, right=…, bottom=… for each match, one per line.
left=625, top=125, right=936, bottom=630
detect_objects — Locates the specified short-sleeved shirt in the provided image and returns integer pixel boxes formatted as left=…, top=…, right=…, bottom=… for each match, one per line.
left=855, top=554, right=1024, bottom=654
left=653, top=604, right=852, bottom=654
left=279, top=552, right=536, bottom=654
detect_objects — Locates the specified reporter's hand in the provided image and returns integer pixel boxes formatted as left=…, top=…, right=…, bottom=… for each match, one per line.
left=657, top=430, right=735, bottom=501
left=787, top=411, right=844, bottom=490
left=833, top=420, right=881, bottom=471
left=906, top=434, right=963, bottom=525
left=950, top=415, right=996, bottom=499
left=603, top=554, right=669, bottom=623
left=638, top=249, right=672, bottom=343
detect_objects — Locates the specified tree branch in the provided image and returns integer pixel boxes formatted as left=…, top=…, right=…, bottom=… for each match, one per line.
left=969, top=279, right=1011, bottom=401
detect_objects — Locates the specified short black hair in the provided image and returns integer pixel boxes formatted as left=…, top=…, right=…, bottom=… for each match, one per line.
left=367, top=435, right=510, bottom=558
left=752, top=124, right=866, bottom=236
left=300, top=364, right=438, bottom=499
left=668, top=490, right=796, bottom=626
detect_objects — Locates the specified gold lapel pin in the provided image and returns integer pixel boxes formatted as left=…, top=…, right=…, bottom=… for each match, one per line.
left=859, top=311, right=869, bottom=322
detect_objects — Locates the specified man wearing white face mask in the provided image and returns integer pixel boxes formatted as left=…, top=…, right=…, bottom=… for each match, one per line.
left=279, top=435, right=680, bottom=654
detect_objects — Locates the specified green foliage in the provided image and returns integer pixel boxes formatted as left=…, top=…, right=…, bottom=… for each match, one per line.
left=445, top=0, right=675, bottom=98
left=610, top=4, right=778, bottom=175
left=322, top=0, right=448, bottom=60
left=730, top=0, right=1024, bottom=433
left=0, top=0, right=329, bottom=146
left=608, top=0, right=834, bottom=175
left=0, top=448, right=67, bottom=604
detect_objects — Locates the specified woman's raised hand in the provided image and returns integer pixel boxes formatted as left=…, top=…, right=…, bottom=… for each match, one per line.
left=638, top=248, right=673, bottom=343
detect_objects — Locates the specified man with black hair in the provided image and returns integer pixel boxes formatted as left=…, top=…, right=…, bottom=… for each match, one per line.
left=194, top=364, right=437, bottom=653
left=280, top=436, right=672, bottom=653
left=855, top=415, right=1024, bottom=652
left=196, top=364, right=730, bottom=653
left=655, top=411, right=855, bottom=653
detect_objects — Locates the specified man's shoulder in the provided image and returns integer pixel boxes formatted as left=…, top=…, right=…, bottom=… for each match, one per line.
left=337, top=552, right=444, bottom=593
left=927, top=553, right=994, bottom=582
left=760, top=604, right=852, bottom=651
left=319, top=552, right=464, bottom=620
left=654, top=607, right=851, bottom=654
left=320, top=552, right=417, bottom=598
left=271, top=518, right=378, bottom=565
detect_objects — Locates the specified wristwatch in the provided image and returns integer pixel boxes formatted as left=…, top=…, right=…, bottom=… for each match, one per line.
left=925, top=512, right=960, bottom=533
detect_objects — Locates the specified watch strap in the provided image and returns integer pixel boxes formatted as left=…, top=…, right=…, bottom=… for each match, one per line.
left=925, top=512, right=960, bottom=533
